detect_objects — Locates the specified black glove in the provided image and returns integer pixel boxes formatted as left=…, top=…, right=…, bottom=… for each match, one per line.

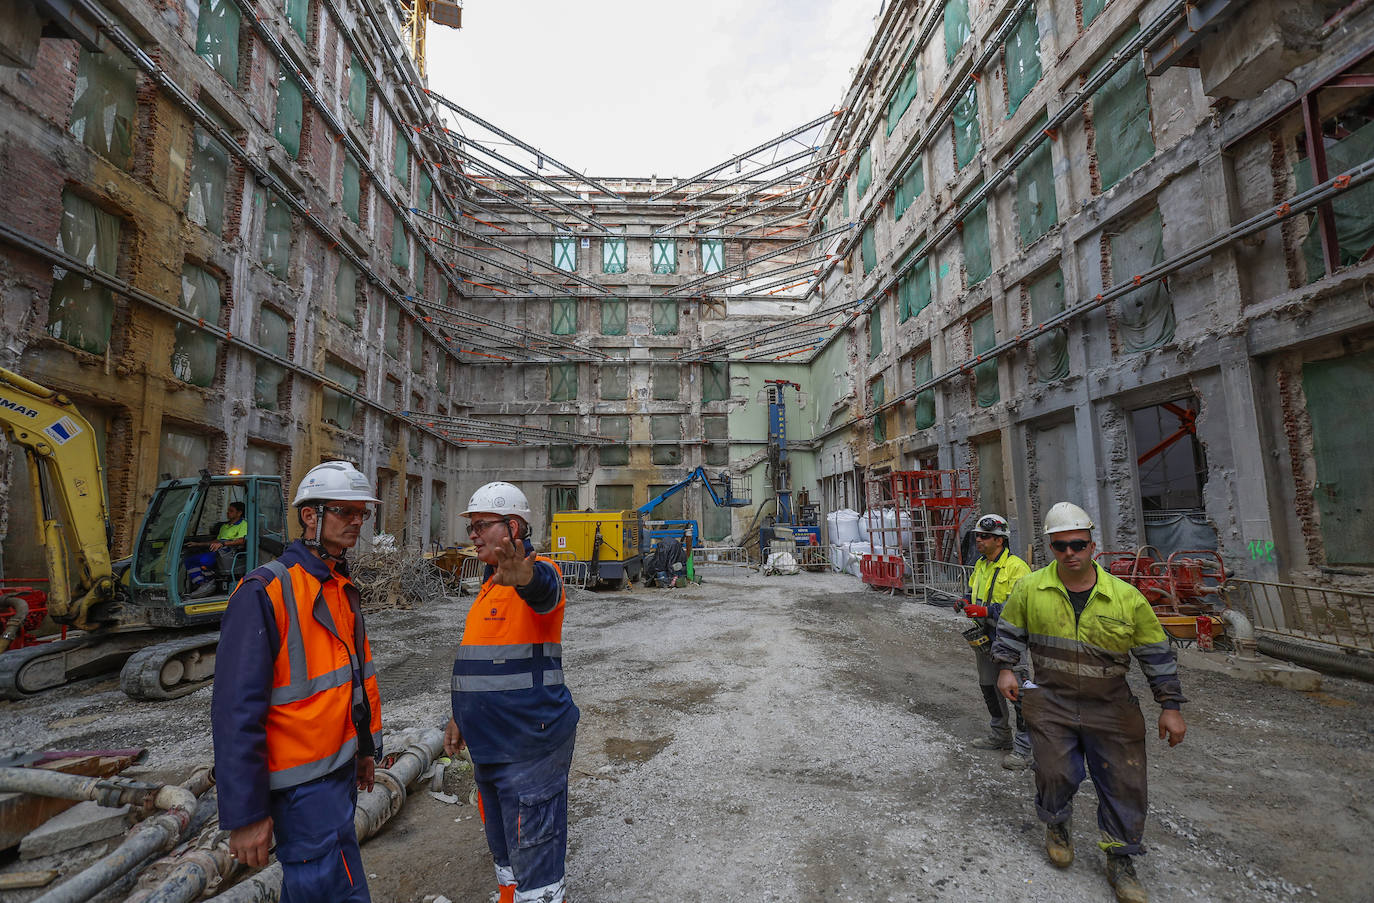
left=955, top=595, right=969, bottom=613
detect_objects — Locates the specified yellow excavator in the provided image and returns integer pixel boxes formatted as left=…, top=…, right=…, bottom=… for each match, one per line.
left=0, top=367, right=285, bottom=699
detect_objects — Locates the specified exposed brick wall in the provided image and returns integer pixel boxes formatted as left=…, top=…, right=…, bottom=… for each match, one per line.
left=1276, top=359, right=1322, bottom=568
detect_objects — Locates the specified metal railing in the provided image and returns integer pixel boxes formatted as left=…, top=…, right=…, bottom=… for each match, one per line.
left=792, top=544, right=835, bottom=571
left=693, top=546, right=757, bottom=570
left=549, top=552, right=590, bottom=591
left=457, top=556, right=484, bottom=595
left=1226, top=578, right=1374, bottom=653
left=910, top=557, right=973, bottom=604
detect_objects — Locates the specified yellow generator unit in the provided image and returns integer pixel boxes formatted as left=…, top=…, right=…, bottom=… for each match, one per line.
left=550, top=510, right=642, bottom=588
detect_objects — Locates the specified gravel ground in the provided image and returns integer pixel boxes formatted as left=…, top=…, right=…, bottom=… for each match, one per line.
left=2, top=569, right=1371, bottom=902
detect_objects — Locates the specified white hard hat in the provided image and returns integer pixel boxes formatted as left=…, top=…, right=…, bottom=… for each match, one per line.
left=974, top=513, right=1011, bottom=537
left=293, top=461, right=381, bottom=506
left=1043, top=501, right=1094, bottom=535
left=460, top=481, right=532, bottom=521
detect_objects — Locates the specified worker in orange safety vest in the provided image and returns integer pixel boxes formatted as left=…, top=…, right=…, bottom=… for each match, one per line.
left=213, top=461, right=384, bottom=903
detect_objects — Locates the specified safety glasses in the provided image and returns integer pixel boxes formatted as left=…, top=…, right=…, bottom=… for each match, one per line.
left=467, top=518, right=507, bottom=537
left=321, top=505, right=369, bottom=523
left=1050, top=539, right=1091, bottom=553
left=974, top=532, right=997, bottom=540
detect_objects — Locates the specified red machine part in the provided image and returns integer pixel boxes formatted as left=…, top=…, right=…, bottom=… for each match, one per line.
left=0, top=580, right=53, bottom=650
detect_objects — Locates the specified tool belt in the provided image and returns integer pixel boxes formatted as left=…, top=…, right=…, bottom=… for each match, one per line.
left=961, top=620, right=992, bottom=650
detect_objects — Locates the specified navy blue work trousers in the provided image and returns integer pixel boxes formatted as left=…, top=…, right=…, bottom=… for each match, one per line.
left=474, top=730, right=576, bottom=903
left=270, top=763, right=371, bottom=903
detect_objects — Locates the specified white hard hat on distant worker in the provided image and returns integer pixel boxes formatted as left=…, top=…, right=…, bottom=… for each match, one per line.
left=974, top=513, right=1011, bottom=537
left=293, top=460, right=381, bottom=507
left=1043, top=501, right=1094, bottom=535
left=461, top=481, right=532, bottom=521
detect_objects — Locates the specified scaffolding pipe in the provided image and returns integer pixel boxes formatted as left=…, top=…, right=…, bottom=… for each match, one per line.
left=445, top=145, right=611, bottom=234
left=426, top=91, right=625, bottom=200
left=711, top=181, right=824, bottom=230
left=443, top=168, right=579, bottom=234
left=412, top=208, right=610, bottom=294
left=656, top=149, right=847, bottom=234
left=667, top=223, right=854, bottom=294
left=678, top=301, right=862, bottom=360
left=677, top=144, right=820, bottom=205
left=413, top=297, right=607, bottom=359
left=647, top=110, right=841, bottom=201
left=403, top=413, right=615, bottom=445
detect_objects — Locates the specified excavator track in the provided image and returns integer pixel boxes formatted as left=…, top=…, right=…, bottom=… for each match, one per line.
left=119, top=631, right=220, bottom=700
left=0, top=637, right=99, bottom=699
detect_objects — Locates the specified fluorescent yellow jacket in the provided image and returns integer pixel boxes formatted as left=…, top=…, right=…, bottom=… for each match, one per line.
left=991, top=561, right=1186, bottom=708
left=217, top=519, right=247, bottom=542
left=967, top=547, right=1031, bottom=620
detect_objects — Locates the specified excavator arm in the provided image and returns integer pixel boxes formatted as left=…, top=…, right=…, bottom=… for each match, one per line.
left=0, top=367, right=117, bottom=630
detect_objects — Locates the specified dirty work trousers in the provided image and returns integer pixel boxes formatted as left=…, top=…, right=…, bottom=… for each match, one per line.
left=474, top=731, right=576, bottom=903
left=270, top=763, right=370, bottom=903
left=973, top=637, right=1032, bottom=758
left=1020, top=681, right=1149, bottom=855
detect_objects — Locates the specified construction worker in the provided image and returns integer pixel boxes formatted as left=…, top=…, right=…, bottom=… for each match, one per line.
left=957, top=513, right=1033, bottom=769
left=212, top=461, right=384, bottom=903
left=992, top=502, right=1186, bottom=903
left=446, top=481, right=579, bottom=903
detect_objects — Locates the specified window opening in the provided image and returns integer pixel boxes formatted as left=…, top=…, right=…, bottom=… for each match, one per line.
left=552, top=297, right=577, bottom=335
left=653, top=362, right=679, bottom=401
left=702, top=362, right=729, bottom=403
left=869, top=306, right=883, bottom=359
left=599, top=416, right=629, bottom=466
left=553, top=236, right=577, bottom=272
left=70, top=46, right=136, bottom=170
left=887, top=42, right=919, bottom=136
left=651, top=415, right=682, bottom=466
left=384, top=302, right=401, bottom=357
left=953, top=84, right=982, bottom=169
left=1005, top=8, right=1042, bottom=117
left=1016, top=120, right=1057, bottom=246
left=1111, top=208, right=1173, bottom=352
left=944, top=0, right=971, bottom=66
left=652, top=238, right=677, bottom=274
left=597, top=484, right=634, bottom=510
left=1028, top=267, right=1068, bottom=383
left=898, top=254, right=931, bottom=323
left=260, top=189, right=292, bottom=278
left=172, top=264, right=221, bottom=387
left=963, top=195, right=991, bottom=286
left=394, top=132, right=410, bottom=190
left=392, top=216, right=409, bottom=270
left=701, top=235, right=724, bottom=273
left=856, top=145, right=873, bottom=201
left=1294, top=93, right=1374, bottom=282
left=972, top=310, right=998, bottom=407
left=893, top=153, right=924, bottom=220
left=871, top=376, right=887, bottom=443
left=322, top=358, right=359, bottom=429
left=601, top=297, right=627, bottom=335
left=284, top=0, right=309, bottom=42
left=912, top=350, right=935, bottom=430
left=550, top=363, right=577, bottom=401
left=704, top=414, right=728, bottom=466
left=274, top=72, right=303, bottom=159
left=652, top=297, right=679, bottom=335
left=1091, top=28, right=1154, bottom=191
left=196, top=0, right=240, bottom=83
left=1302, top=350, right=1374, bottom=565
left=187, top=125, right=229, bottom=236
left=861, top=221, right=876, bottom=275
left=254, top=306, right=289, bottom=409
left=348, top=54, right=368, bottom=124
left=601, top=364, right=629, bottom=400
left=602, top=227, right=627, bottom=274
left=549, top=415, right=576, bottom=468
left=336, top=258, right=358, bottom=326
left=49, top=190, right=119, bottom=354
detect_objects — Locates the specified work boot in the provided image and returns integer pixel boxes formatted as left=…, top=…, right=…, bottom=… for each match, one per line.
left=186, top=580, right=219, bottom=599
left=1044, top=822, right=1073, bottom=868
left=1001, top=750, right=1034, bottom=771
left=1106, top=855, right=1148, bottom=903
left=971, top=734, right=1012, bottom=750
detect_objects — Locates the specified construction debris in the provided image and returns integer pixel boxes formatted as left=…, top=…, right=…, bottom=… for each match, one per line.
left=349, top=537, right=454, bottom=610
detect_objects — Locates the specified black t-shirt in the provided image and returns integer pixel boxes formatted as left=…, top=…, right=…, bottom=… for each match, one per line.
left=1067, top=585, right=1094, bottom=618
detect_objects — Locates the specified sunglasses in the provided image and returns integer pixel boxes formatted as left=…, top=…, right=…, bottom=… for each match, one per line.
left=974, top=532, right=998, bottom=540
left=1050, top=539, right=1091, bottom=553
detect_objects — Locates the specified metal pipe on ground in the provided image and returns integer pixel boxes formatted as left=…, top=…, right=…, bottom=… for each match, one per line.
left=208, top=729, right=445, bottom=903
left=94, top=790, right=223, bottom=903
left=1257, top=635, right=1374, bottom=683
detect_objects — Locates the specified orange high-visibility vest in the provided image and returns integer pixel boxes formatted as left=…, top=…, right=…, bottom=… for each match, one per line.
left=257, top=559, right=383, bottom=789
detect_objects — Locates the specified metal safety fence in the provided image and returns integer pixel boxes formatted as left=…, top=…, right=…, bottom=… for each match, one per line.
left=457, top=555, right=484, bottom=595
left=693, top=546, right=758, bottom=570
left=549, top=552, right=591, bottom=591
left=910, top=557, right=973, bottom=604
left=792, top=544, right=835, bottom=571
left=1225, top=578, right=1374, bottom=653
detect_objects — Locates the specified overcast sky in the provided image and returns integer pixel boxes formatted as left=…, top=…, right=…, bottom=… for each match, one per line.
left=423, top=1, right=880, bottom=179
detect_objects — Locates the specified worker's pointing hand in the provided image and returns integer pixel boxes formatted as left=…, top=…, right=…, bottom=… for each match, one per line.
left=229, top=816, right=273, bottom=868
left=489, top=533, right=537, bottom=587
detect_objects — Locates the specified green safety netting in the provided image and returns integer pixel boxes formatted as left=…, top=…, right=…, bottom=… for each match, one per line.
left=391, top=216, right=409, bottom=270
left=1302, top=349, right=1374, bottom=565
left=842, top=180, right=849, bottom=218
left=600, top=364, right=628, bottom=400
left=550, top=363, right=577, bottom=401
left=384, top=302, right=401, bottom=357
left=342, top=155, right=360, bottom=223
left=871, top=376, right=886, bottom=443
left=887, top=42, right=919, bottom=136
left=322, top=359, right=358, bottom=429
left=418, top=172, right=432, bottom=213
left=172, top=264, right=221, bottom=387
left=1296, top=117, right=1374, bottom=282
left=701, top=238, right=724, bottom=273
left=953, top=84, right=981, bottom=169
left=861, top=222, right=876, bottom=274
left=703, top=503, right=732, bottom=541
left=652, top=239, right=677, bottom=274
left=348, top=55, right=368, bottom=123
left=411, top=323, right=423, bottom=372
left=1093, top=29, right=1154, bottom=191
left=599, top=416, right=629, bottom=466
left=1005, top=9, right=1042, bottom=117
left=653, top=363, right=679, bottom=400
left=261, top=190, right=291, bottom=278
left=414, top=251, right=426, bottom=299
left=285, top=0, right=308, bottom=41
left=255, top=306, right=290, bottom=409
left=702, top=362, right=729, bottom=403
left=159, top=428, right=210, bottom=482
left=597, top=484, right=634, bottom=509
left=856, top=146, right=873, bottom=201
left=49, top=191, right=118, bottom=354
left=869, top=306, right=883, bottom=359
left=652, top=298, right=678, bottom=334
left=196, top=0, right=240, bottom=83
left=972, top=311, right=999, bottom=407
left=651, top=415, right=682, bottom=466
left=394, top=133, right=409, bottom=189
left=963, top=197, right=991, bottom=286
left=70, top=47, right=135, bottom=170
left=188, top=126, right=229, bottom=235
left=944, top=0, right=971, bottom=65
left=552, top=297, right=577, bottom=335
left=703, top=412, right=728, bottom=445
left=436, top=356, right=449, bottom=394
left=601, top=297, right=627, bottom=335
left=898, top=254, right=931, bottom=322
left=1083, top=0, right=1109, bottom=27
left=553, top=236, right=576, bottom=272
left=1017, top=136, right=1056, bottom=246
left=1112, top=208, right=1174, bottom=352
left=647, top=484, right=686, bottom=520
left=274, top=72, right=303, bottom=159
left=602, top=234, right=627, bottom=274
left=245, top=445, right=280, bottom=476
left=549, top=415, right=575, bottom=468
left=893, top=153, right=924, bottom=220
left=336, top=259, right=357, bottom=325
left=1029, top=267, right=1068, bottom=382
left=913, top=352, right=935, bottom=429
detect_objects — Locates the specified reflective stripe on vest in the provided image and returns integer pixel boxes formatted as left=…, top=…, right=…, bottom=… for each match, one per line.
left=452, top=642, right=564, bottom=692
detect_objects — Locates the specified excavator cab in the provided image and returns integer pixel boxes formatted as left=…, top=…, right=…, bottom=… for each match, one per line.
left=127, top=473, right=286, bottom=627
